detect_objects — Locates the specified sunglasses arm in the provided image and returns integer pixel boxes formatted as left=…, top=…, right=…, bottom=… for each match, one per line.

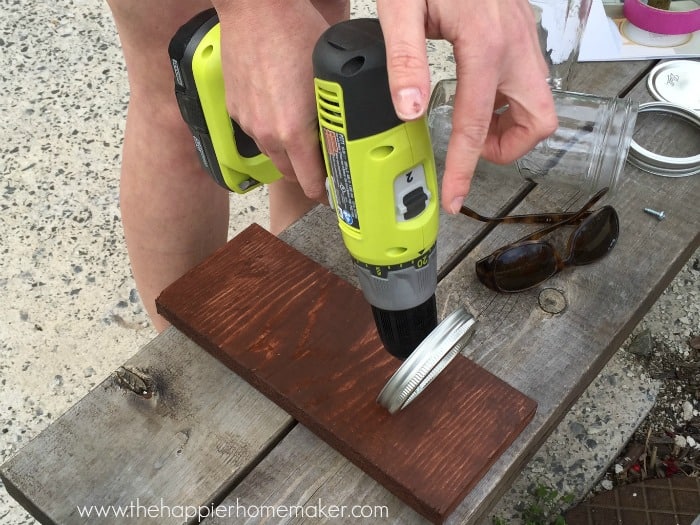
left=460, top=187, right=609, bottom=227
left=508, top=192, right=608, bottom=245
left=460, top=206, right=593, bottom=225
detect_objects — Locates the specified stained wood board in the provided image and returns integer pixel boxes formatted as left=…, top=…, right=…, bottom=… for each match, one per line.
left=155, top=224, right=536, bottom=523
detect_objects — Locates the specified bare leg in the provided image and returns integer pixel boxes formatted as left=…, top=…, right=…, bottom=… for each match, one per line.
left=107, top=0, right=228, bottom=332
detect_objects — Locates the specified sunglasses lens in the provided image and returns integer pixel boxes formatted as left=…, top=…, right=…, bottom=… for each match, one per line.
left=493, top=243, right=557, bottom=291
left=570, top=206, right=619, bottom=265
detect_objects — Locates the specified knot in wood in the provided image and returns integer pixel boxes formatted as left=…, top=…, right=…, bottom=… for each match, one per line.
left=538, top=288, right=567, bottom=314
left=113, top=366, right=154, bottom=398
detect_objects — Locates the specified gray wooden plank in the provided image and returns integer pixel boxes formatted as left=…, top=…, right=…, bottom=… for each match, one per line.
left=445, top=165, right=700, bottom=523
left=568, top=60, right=654, bottom=97
left=207, top=425, right=427, bottom=525
left=443, top=62, right=700, bottom=522
left=0, top=329, right=294, bottom=525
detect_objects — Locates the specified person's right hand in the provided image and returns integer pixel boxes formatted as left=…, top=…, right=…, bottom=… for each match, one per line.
left=212, top=0, right=338, bottom=202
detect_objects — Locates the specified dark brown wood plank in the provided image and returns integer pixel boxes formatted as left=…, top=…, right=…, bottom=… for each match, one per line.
left=155, top=224, right=536, bottom=524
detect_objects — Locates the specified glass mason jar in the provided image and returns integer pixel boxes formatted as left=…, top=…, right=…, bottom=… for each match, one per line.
left=427, top=79, right=639, bottom=195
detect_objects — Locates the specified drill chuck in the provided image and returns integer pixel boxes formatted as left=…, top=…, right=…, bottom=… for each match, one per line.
left=372, top=296, right=438, bottom=360
left=356, top=245, right=438, bottom=359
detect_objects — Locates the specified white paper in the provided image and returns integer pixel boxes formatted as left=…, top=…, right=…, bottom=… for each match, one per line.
left=579, top=0, right=622, bottom=60
left=578, top=0, right=700, bottom=61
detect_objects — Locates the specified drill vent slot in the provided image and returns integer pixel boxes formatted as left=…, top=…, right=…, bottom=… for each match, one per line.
left=316, top=85, right=345, bottom=132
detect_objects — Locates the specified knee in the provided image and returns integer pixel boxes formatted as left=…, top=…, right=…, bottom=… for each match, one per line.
left=107, top=3, right=209, bottom=116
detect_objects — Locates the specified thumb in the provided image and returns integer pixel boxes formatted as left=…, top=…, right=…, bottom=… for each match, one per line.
left=377, top=1, right=430, bottom=120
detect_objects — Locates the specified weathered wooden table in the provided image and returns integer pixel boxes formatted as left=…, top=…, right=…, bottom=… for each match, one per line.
left=2, top=57, right=699, bottom=524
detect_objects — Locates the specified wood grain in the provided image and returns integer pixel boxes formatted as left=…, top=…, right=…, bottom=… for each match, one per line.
left=155, top=224, right=536, bottom=523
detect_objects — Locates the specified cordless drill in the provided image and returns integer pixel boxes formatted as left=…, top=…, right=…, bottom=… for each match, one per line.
left=169, top=12, right=439, bottom=359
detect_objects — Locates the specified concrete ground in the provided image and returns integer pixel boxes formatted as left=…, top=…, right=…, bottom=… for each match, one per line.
left=0, top=1, right=696, bottom=524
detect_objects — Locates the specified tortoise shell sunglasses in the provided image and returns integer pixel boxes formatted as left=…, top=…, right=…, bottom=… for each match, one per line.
left=460, top=188, right=619, bottom=293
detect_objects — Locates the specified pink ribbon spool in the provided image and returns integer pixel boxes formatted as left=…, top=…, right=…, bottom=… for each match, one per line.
left=623, top=0, right=700, bottom=35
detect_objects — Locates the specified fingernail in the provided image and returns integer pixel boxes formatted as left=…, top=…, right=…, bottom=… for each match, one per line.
left=450, top=196, right=466, bottom=215
left=396, top=88, right=424, bottom=120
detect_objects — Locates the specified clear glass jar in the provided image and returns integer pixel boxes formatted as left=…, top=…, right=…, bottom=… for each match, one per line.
left=428, top=79, right=639, bottom=194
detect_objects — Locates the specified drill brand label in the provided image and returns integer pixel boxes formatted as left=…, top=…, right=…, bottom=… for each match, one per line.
left=171, top=58, right=184, bottom=88
left=323, top=128, right=359, bottom=229
left=192, top=135, right=209, bottom=168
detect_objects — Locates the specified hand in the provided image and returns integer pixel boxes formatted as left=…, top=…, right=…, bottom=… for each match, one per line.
left=376, top=0, right=558, bottom=213
left=213, top=0, right=332, bottom=202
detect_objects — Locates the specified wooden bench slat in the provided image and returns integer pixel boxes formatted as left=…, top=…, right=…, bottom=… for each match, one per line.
left=445, top=170, right=700, bottom=523
left=207, top=425, right=428, bottom=524
left=0, top=329, right=293, bottom=524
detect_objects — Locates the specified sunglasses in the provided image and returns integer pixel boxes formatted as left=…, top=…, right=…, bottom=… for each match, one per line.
left=460, top=188, right=619, bottom=293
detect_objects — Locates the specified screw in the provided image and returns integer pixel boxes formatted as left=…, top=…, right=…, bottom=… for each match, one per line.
left=643, top=208, right=666, bottom=221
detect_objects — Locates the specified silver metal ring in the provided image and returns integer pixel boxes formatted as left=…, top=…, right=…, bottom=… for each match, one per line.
left=377, top=306, right=477, bottom=414
left=627, top=102, right=700, bottom=178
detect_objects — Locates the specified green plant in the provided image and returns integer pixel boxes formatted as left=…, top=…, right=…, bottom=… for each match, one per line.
left=491, top=483, right=575, bottom=525
left=522, top=483, right=574, bottom=525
